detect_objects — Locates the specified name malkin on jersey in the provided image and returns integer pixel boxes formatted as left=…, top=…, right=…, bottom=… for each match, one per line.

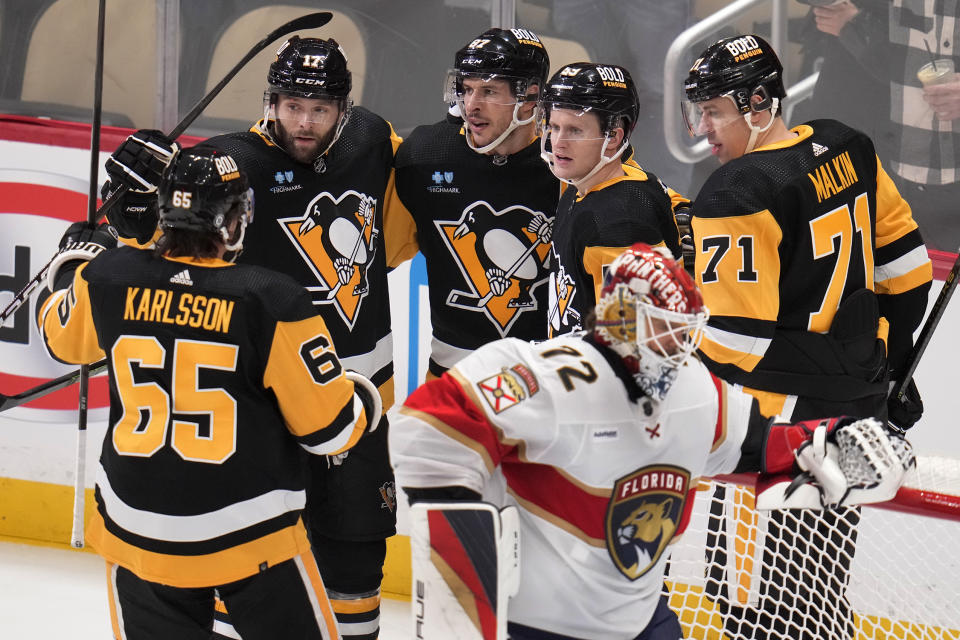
left=808, top=150, right=859, bottom=203
left=123, top=287, right=235, bottom=333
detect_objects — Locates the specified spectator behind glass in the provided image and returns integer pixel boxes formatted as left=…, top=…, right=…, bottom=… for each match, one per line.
left=813, top=0, right=960, bottom=252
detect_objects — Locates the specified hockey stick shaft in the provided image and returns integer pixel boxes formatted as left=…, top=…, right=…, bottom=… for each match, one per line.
left=892, top=249, right=960, bottom=401
left=0, top=359, right=108, bottom=413
left=0, top=11, right=333, bottom=325
left=70, top=0, right=108, bottom=549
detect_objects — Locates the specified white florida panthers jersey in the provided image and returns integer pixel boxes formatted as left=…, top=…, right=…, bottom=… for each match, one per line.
left=390, top=334, right=757, bottom=639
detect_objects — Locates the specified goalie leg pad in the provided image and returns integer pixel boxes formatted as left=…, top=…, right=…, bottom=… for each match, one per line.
left=410, top=502, right=519, bottom=640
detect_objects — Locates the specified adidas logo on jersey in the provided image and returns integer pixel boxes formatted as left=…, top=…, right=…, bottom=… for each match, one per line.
left=812, top=142, right=829, bottom=157
left=170, top=269, right=193, bottom=286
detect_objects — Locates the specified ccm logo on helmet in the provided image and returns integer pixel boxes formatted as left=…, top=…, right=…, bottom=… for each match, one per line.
left=295, top=77, right=326, bottom=86
left=214, top=155, right=240, bottom=181
left=597, top=66, right=626, bottom=88
left=724, top=36, right=763, bottom=63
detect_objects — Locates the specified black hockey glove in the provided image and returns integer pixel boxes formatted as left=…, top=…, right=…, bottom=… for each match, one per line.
left=674, top=206, right=696, bottom=277
left=105, top=129, right=178, bottom=193
left=47, top=221, right=118, bottom=292
left=101, top=180, right=159, bottom=245
left=887, top=378, right=923, bottom=434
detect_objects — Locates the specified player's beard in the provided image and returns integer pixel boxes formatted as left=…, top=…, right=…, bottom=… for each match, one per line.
left=274, top=118, right=336, bottom=165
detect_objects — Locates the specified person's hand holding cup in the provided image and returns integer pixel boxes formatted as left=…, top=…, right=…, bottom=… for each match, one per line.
left=919, top=59, right=960, bottom=121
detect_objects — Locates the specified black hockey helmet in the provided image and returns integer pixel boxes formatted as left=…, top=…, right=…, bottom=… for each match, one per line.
left=684, top=34, right=785, bottom=113
left=540, top=62, right=640, bottom=137
left=267, top=36, right=352, bottom=100
left=448, top=27, right=549, bottom=100
left=158, top=147, right=252, bottom=235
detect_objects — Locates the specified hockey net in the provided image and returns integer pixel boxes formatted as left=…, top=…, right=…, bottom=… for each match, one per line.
left=664, top=455, right=960, bottom=640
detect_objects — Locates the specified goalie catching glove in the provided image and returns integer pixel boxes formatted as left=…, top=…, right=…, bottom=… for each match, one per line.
left=105, top=129, right=178, bottom=194
left=758, top=416, right=915, bottom=510
left=47, top=221, right=118, bottom=292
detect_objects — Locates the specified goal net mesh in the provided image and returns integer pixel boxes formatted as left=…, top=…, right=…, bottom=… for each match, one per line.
left=663, top=455, right=960, bottom=640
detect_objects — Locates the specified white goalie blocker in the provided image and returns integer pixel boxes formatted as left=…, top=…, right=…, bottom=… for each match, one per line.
left=409, top=502, right=520, bottom=640
left=757, top=417, right=916, bottom=510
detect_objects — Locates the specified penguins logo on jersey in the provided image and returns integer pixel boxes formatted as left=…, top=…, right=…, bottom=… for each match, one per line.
left=437, top=201, right=552, bottom=336
left=606, top=465, right=690, bottom=580
left=278, top=189, right=379, bottom=328
left=547, top=251, right=580, bottom=337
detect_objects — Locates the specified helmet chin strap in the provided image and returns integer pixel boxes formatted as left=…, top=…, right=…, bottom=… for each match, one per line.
left=465, top=101, right=535, bottom=155
left=221, top=216, right=247, bottom=257
left=743, top=97, right=780, bottom=154
left=541, top=133, right=628, bottom=191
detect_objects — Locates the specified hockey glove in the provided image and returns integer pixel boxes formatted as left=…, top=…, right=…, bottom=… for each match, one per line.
left=758, top=416, right=915, bottom=509
left=105, top=129, right=178, bottom=194
left=47, top=221, right=118, bottom=292
left=887, top=378, right=923, bottom=434
left=101, top=180, right=159, bottom=245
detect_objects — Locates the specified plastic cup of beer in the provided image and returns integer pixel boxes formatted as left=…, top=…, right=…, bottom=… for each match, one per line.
left=917, top=59, right=956, bottom=87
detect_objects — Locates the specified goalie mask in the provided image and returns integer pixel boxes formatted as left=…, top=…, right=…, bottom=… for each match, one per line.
left=539, top=63, right=639, bottom=187
left=444, top=27, right=549, bottom=154
left=158, top=147, right=254, bottom=253
left=264, top=36, right=354, bottom=169
left=682, top=34, right=786, bottom=154
left=593, top=243, right=708, bottom=402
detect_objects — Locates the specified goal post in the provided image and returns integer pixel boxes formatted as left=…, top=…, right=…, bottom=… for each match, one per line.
left=665, top=455, right=960, bottom=640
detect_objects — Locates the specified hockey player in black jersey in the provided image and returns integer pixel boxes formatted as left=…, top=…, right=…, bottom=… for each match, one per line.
left=391, top=27, right=560, bottom=379
left=683, top=34, right=933, bottom=640
left=102, top=36, right=410, bottom=640
left=539, top=62, right=682, bottom=339
left=37, top=147, right=381, bottom=640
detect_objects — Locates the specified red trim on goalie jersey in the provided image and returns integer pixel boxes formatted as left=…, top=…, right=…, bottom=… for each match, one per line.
left=502, top=457, right=610, bottom=544
left=404, top=373, right=512, bottom=472
left=710, top=372, right=726, bottom=448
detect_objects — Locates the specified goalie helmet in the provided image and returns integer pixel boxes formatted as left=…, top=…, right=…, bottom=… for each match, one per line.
left=445, top=27, right=549, bottom=154
left=593, top=243, right=708, bottom=401
left=158, top=147, right=253, bottom=252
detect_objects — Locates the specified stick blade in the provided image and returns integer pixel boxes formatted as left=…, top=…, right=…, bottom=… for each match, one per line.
left=269, top=11, right=333, bottom=41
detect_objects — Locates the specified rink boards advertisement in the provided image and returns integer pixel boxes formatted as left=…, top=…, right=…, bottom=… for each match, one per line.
left=1, top=115, right=959, bottom=600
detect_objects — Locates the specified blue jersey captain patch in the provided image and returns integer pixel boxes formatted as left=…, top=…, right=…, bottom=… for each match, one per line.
left=606, top=465, right=690, bottom=580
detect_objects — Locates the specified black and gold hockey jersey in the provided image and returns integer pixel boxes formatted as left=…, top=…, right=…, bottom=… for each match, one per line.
left=392, top=119, right=560, bottom=376
left=691, top=119, right=932, bottom=409
left=548, top=164, right=681, bottom=337
left=197, top=107, right=409, bottom=410
left=37, top=246, right=368, bottom=588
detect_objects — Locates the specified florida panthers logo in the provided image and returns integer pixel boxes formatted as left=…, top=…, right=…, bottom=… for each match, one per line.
left=278, top=190, right=379, bottom=328
left=547, top=249, right=580, bottom=337
left=606, top=465, right=690, bottom=580
left=437, top=201, right=552, bottom=336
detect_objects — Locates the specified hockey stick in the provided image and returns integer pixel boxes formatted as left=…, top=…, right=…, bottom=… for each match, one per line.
left=891, top=249, right=960, bottom=402
left=449, top=237, right=543, bottom=308
left=0, top=11, right=334, bottom=326
left=69, top=0, right=108, bottom=549
left=0, top=359, right=108, bottom=413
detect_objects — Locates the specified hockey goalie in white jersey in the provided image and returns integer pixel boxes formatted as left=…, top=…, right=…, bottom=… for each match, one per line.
left=389, top=243, right=914, bottom=640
